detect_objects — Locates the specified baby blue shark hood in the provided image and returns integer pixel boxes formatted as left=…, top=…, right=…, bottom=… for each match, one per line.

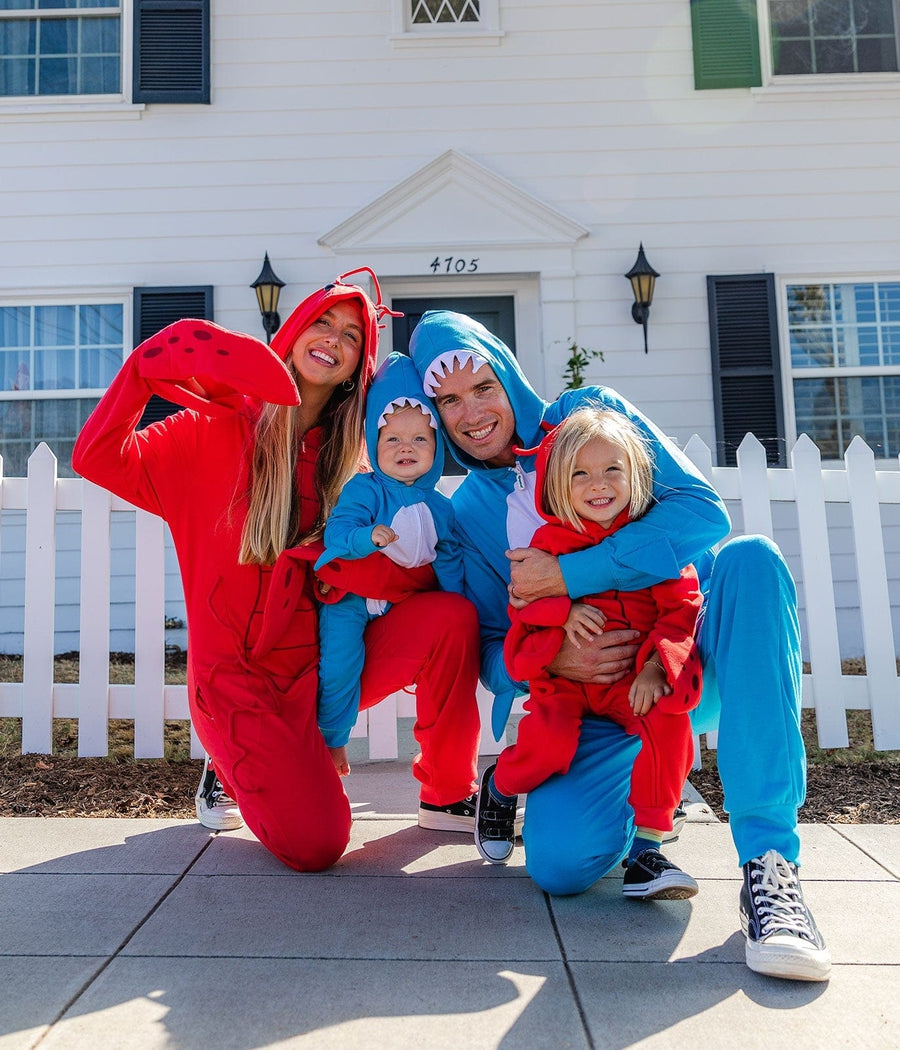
left=408, top=310, right=548, bottom=471
left=365, top=351, right=445, bottom=490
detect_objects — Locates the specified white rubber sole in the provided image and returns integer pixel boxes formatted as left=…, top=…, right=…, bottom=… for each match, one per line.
left=742, top=925, right=832, bottom=981
left=418, top=806, right=524, bottom=836
left=195, top=798, right=244, bottom=831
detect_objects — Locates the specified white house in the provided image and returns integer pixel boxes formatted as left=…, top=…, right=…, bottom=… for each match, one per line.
left=2, top=0, right=900, bottom=657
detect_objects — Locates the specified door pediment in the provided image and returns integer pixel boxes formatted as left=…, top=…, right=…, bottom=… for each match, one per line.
left=318, top=150, right=588, bottom=252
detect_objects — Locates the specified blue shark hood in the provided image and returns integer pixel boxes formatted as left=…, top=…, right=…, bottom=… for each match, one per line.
left=408, top=310, right=548, bottom=471
left=365, top=351, right=444, bottom=490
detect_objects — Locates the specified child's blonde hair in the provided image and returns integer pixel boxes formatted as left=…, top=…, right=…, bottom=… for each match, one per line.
left=542, top=406, right=655, bottom=531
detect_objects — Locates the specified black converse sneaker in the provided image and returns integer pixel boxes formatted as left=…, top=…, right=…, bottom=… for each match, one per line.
left=622, top=847, right=699, bottom=900
left=474, top=763, right=518, bottom=865
left=195, top=755, right=244, bottom=831
left=740, top=850, right=831, bottom=981
left=418, top=793, right=479, bottom=832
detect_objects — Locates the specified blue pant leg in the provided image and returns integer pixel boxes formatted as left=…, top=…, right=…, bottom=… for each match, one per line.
left=318, top=595, right=373, bottom=747
left=695, top=535, right=806, bottom=866
left=523, top=716, right=640, bottom=895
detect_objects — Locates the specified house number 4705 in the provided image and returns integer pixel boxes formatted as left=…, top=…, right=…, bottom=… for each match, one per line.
left=430, top=256, right=479, bottom=273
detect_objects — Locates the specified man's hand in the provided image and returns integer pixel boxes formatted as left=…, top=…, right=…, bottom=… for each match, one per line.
left=328, top=745, right=350, bottom=777
left=548, top=628, right=640, bottom=684
left=507, top=548, right=566, bottom=607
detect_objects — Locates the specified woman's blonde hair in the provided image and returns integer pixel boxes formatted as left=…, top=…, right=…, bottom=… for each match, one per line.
left=239, top=357, right=367, bottom=565
left=542, top=406, right=655, bottom=532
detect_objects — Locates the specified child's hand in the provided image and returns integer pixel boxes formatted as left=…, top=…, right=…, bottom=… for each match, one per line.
left=628, top=658, right=671, bottom=716
left=563, top=603, right=607, bottom=649
left=371, top=524, right=398, bottom=548
left=328, top=745, right=350, bottom=777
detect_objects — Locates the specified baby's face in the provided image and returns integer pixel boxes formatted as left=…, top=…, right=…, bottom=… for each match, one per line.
left=376, top=405, right=436, bottom=485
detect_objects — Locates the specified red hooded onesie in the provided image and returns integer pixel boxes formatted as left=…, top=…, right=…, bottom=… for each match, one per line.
left=72, top=275, right=479, bottom=872
left=495, top=424, right=703, bottom=832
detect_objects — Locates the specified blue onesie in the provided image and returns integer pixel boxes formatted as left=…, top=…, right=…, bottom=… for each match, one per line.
left=409, top=310, right=806, bottom=893
left=314, top=352, right=464, bottom=749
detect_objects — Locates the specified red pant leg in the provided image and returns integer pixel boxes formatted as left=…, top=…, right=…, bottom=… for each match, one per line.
left=492, top=676, right=587, bottom=798
left=191, top=667, right=351, bottom=873
left=358, top=591, right=480, bottom=807
left=598, top=684, right=694, bottom=833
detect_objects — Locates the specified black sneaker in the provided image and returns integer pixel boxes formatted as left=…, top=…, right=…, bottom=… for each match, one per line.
left=663, top=805, right=688, bottom=843
left=622, top=847, right=699, bottom=900
left=474, top=763, right=518, bottom=865
left=195, top=754, right=244, bottom=831
left=418, top=793, right=478, bottom=832
left=740, top=850, right=831, bottom=981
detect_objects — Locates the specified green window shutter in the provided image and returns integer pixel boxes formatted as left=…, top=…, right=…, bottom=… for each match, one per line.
left=133, top=0, right=210, bottom=104
left=691, top=0, right=762, bottom=89
left=708, top=274, right=786, bottom=466
left=134, top=285, right=213, bottom=429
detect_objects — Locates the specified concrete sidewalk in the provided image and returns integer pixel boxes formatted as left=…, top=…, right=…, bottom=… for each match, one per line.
left=1, top=757, right=898, bottom=1050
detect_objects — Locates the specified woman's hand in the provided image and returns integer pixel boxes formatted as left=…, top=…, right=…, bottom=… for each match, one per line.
left=548, top=628, right=640, bottom=684
left=136, top=319, right=300, bottom=409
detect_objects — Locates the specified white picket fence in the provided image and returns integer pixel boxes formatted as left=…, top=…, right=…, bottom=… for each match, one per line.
left=1, top=434, right=899, bottom=759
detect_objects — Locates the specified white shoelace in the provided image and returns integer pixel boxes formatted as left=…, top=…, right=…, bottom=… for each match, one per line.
left=750, top=849, right=815, bottom=938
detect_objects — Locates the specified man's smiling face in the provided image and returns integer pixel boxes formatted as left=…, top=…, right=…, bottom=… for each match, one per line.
left=432, top=358, right=517, bottom=468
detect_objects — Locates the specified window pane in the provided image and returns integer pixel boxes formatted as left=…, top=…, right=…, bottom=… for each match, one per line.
left=787, top=284, right=831, bottom=324
left=0, top=349, right=30, bottom=390
left=0, top=306, right=31, bottom=347
left=79, top=344, right=120, bottom=386
left=34, top=304, right=75, bottom=346
left=816, top=36, right=857, bottom=71
left=790, top=328, right=835, bottom=367
left=79, top=302, right=121, bottom=344
left=80, top=53, right=117, bottom=92
left=813, top=0, right=852, bottom=35
left=34, top=348, right=75, bottom=388
left=878, top=282, right=900, bottom=320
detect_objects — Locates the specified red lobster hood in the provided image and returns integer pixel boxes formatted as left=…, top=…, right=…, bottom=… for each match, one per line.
left=270, top=268, right=397, bottom=391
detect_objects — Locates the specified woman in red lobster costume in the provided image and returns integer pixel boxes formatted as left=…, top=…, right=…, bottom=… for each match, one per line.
left=72, top=269, right=480, bottom=872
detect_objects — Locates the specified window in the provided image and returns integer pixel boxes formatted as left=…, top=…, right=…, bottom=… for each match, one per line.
left=411, top=0, right=479, bottom=24
left=769, top=0, right=899, bottom=75
left=391, top=0, right=500, bottom=41
left=787, top=280, right=900, bottom=459
left=0, top=299, right=126, bottom=476
left=690, top=0, right=900, bottom=88
left=0, top=0, right=121, bottom=97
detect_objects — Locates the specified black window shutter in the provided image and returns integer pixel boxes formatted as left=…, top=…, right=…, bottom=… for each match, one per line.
left=690, top=0, right=762, bottom=89
left=134, top=285, right=213, bottom=429
left=133, top=0, right=210, bottom=104
left=707, top=274, right=786, bottom=467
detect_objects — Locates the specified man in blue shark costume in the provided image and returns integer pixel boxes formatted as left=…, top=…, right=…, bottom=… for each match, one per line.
left=409, top=310, right=830, bottom=982
left=314, top=351, right=479, bottom=813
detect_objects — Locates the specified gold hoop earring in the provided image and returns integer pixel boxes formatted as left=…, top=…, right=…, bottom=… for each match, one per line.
left=342, top=378, right=356, bottom=392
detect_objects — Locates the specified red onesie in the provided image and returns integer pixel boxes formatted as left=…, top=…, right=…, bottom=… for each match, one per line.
left=72, top=282, right=479, bottom=872
left=495, top=437, right=703, bottom=833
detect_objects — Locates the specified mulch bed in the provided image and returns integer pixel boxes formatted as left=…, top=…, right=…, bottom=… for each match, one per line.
left=2, top=752, right=898, bottom=822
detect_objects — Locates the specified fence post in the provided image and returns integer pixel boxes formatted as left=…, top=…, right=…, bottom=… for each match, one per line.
left=846, top=438, right=900, bottom=749
left=736, top=434, right=774, bottom=539
left=134, top=509, right=166, bottom=758
left=21, top=444, right=56, bottom=755
left=77, top=480, right=112, bottom=756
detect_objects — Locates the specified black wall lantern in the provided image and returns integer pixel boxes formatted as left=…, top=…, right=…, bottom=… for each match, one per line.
left=251, top=253, right=285, bottom=344
left=624, top=243, right=659, bottom=354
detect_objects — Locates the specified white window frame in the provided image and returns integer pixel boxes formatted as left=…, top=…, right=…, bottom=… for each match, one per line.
left=778, top=273, right=900, bottom=465
left=757, top=0, right=900, bottom=89
left=0, top=0, right=140, bottom=119
left=0, top=289, right=132, bottom=474
left=390, top=0, right=503, bottom=48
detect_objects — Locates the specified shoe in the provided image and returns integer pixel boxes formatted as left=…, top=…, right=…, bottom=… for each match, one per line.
left=622, top=847, right=699, bottom=900
left=663, top=805, right=688, bottom=843
left=195, top=755, right=244, bottom=831
left=418, top=793, right=478, bottom=832
left=740, top=850, right=831, bottom=981
left=419, top=790, right=525, bottom=835
left=474, top=764, right=518, bottom=865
